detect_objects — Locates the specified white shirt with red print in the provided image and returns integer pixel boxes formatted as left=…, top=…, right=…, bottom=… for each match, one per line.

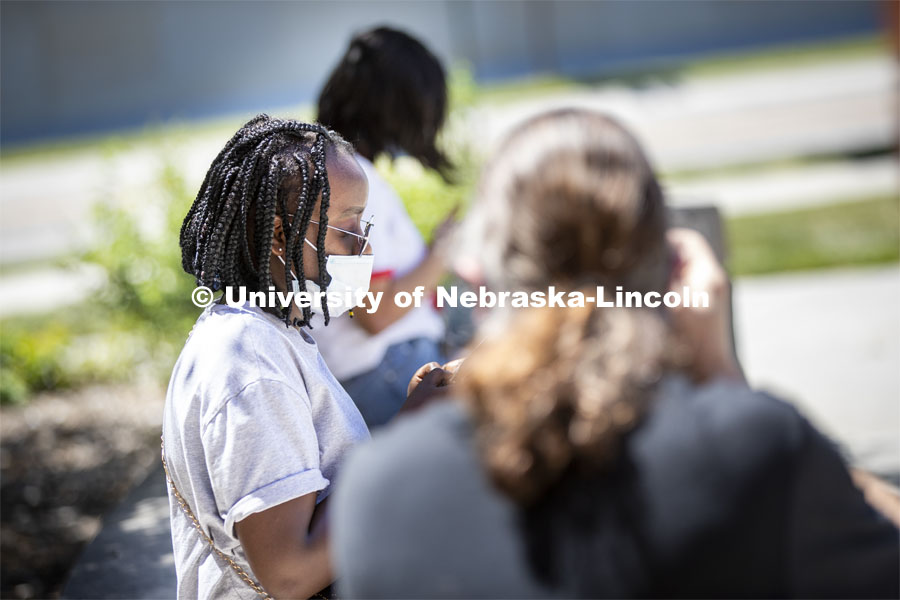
left=307, top=154, right=445, bottom=381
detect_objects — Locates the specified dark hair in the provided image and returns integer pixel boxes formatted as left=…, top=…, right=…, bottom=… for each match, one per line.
left=317, top=26, right=452, bottom=180
left=180, top=114, right=351, bottom=328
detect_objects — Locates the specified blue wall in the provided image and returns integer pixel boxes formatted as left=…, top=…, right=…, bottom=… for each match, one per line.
left=0, top=0, right=881, bottom=145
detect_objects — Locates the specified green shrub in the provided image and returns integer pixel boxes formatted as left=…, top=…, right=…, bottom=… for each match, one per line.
left=84, top=164, right=198, bottom=330
left=0, top=323, right=71, bottom=404
left=0, top=159, right=201, bottom=404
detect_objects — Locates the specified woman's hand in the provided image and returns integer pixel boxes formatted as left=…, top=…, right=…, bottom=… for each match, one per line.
left=851, top=469, right=900, bottom=528
left=440, top=357, right=465, bottom=383
left=667, top=227, right=744, bottom=384
left=402, top=361, right=453, bottom=414
left=352, top=205, right=459, bottom=335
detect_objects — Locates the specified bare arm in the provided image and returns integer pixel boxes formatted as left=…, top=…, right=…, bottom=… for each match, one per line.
left=353, top=249, right=447, bottom=334
left=232, top=357, right=459, bottom=599
left=235, top=493, right=332, bottom=599
left=667, top=228, right=745, bottom=384
left=851, top=469, right=900, bottom=528
left=669, top=229, right=899, bottom=528
left=353, top=208, right=457, bottom=335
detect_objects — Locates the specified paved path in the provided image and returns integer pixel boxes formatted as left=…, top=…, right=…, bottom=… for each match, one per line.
left=471, top=56, right=898, bottom=170
left=62, top=465, right=175, bottom=600
left=666, top=156, right=898, bottom=217
left=733, top=264, right=900, bottom=478
left=0, top=263, right=106, bottom=318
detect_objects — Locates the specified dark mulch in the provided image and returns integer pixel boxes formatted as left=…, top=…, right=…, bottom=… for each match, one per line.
left=0, top=383, right=165, bottom=599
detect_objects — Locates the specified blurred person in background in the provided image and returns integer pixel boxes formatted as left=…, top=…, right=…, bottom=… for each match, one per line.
left=163, top=115, right=445, bottom=599
left=332, top=109, right=900, bottom=598
left=313, top=26, right=458, bottom=429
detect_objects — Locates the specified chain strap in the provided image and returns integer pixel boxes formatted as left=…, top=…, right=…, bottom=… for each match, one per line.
left=161, top=437, right=274, bottom=599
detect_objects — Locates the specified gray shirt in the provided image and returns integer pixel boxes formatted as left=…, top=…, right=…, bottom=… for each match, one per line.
left=163, top=301, right=369, bottom=599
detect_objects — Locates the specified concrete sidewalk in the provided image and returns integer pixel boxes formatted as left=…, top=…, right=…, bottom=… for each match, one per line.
left=733, top=264, right=900, bottom=478
left=62, top=465, right=174, bottom=600
left=665, top=156, right=898, bottom=217
left=471, top=56, right=898, bottom=170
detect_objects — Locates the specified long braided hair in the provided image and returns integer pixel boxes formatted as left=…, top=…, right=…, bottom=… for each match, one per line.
left=180, top=114, right=350, bottom=327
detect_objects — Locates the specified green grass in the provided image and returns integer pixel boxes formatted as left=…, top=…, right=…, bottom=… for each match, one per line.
left=679, top=34, right=888, bottom=79
left=726, top=195, right=900, bottom=276
left=660, top=150, right=895, bottom=183
left=0, top=256, right=71, bottom=277
left=472, top=74, right=584, bottom=105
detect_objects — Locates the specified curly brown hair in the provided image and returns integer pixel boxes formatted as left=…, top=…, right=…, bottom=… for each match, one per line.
left=458, top=109, right=678, bottom=506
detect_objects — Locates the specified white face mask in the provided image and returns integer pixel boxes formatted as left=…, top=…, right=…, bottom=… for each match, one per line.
left=277, top=239, right=374, bottom=319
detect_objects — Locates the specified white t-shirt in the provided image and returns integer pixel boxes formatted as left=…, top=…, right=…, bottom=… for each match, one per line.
left=308, top=154, right=445, bottom=381
left=162, top=301, right=369, bottom=599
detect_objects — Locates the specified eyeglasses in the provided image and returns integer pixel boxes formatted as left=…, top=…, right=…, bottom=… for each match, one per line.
left=286, top=214, right=375, bottom=256
left=310, top=217, right=374, bottom=256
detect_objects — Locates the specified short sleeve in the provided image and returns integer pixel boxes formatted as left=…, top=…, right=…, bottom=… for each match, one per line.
left=788, top=418, right=900, bottom=598
left=202, top=379, right=329, bottom=537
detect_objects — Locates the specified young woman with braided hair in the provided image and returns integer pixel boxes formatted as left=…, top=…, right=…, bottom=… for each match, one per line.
left=163, top=115, right=446, bottom=599
left=331, top=109, right=900, bottom=598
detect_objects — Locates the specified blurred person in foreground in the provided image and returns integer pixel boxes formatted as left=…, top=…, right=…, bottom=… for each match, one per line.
left=312, top=26, right=457, bottom=429
left=331, top=109, right=900, bottom=598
